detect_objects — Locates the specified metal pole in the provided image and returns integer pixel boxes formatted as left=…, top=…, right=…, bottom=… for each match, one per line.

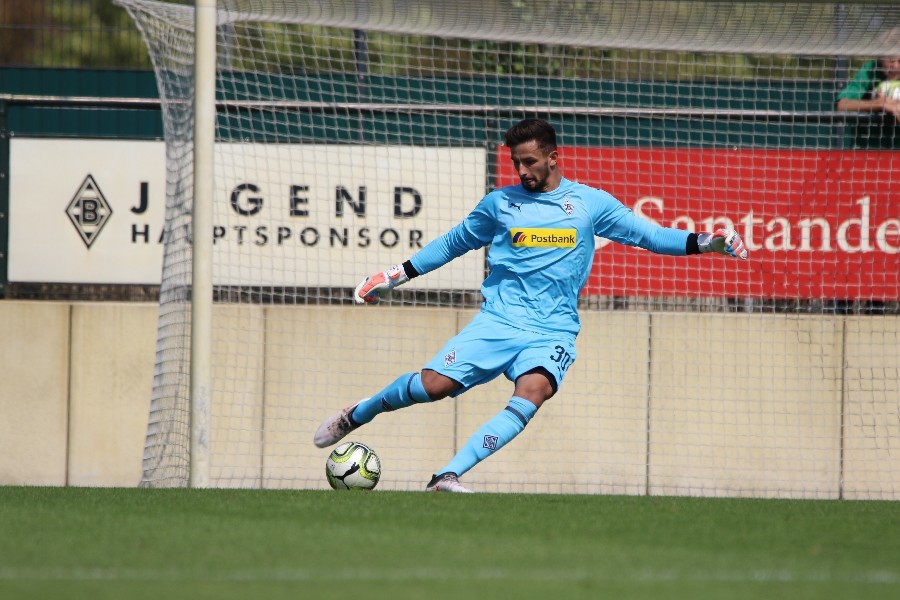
left=190, top=0, right=217, bottom=488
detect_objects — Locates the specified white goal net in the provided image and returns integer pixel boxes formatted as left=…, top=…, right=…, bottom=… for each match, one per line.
left=118, top=0, right=900, bottom=498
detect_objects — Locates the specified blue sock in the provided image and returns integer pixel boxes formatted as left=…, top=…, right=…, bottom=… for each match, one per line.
left=351, top=372, right=432, bottom=425
left=438, top=396, right=537, bottom=477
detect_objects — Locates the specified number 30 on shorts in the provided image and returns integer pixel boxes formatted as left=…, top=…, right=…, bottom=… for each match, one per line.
left=550, top=345, right=574, bottom=373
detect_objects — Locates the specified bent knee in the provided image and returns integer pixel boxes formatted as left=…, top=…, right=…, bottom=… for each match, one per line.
left=420, top=369, right=460, bottom=400
left=514, top=370, right=556, bottom=406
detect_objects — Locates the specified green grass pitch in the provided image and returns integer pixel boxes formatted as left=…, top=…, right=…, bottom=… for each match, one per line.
left=1, top=487, right=898, bottom=599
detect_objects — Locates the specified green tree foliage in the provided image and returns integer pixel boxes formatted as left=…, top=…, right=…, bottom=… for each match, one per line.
left=0, top=0, right=866, bottom=80
left=0, top=0, right=50, bottom=65
left=0, top=0, right=150, bottom=68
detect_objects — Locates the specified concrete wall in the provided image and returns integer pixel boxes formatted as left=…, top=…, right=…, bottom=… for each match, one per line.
left=0, top=302, right=70, bottom=485
left=67, top=304, right=157, bottom=486
left=0, top=302, right=157, bottom=487
left=1, top=301, right=898, bottom=499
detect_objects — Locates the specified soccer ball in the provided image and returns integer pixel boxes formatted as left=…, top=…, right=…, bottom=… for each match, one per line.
left=325, top=441, right=381, bottom=490
left=876, top=80, right=900, bottom=101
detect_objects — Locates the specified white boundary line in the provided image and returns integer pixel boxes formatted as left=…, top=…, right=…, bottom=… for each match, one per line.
left=1, top=566, right=898, bottom=584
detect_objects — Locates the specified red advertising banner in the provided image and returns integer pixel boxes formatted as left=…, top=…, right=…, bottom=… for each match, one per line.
left=496, top=148, right=900, bottom=300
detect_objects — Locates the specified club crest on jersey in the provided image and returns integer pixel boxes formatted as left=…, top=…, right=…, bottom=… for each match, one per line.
left=562, top=196, right=574, bottom=215
left=511, top=228, right=577, bottom=248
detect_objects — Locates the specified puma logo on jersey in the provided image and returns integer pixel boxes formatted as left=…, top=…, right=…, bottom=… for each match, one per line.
left=511, top=228, right=577, bottom=247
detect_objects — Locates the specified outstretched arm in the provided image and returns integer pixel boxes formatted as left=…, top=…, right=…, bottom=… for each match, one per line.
left=353, top=195, right=497, bottom=304
left=838, top=96, right=900, bottom=119
left=599, top=199, right=748, bottom=260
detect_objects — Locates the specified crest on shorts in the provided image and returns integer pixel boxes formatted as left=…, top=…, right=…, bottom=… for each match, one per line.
left=444, top=350, right=456, bottom=367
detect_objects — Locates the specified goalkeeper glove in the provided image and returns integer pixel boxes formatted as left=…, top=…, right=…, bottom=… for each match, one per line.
left=353, top=264, right=409, bottom=305
left=697, top=228, right=748, bottom=260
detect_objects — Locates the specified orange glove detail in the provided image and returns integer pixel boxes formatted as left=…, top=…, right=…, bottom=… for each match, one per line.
left=353, top=264, right=409, bottom=305
left=698, top=228, right=748, bottom=260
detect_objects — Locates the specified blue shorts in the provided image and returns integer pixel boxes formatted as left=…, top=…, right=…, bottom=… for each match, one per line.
left=423, top=311, right=577, bottom=397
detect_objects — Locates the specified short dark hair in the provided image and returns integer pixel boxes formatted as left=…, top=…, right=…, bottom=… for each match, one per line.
left=504, top=118, right=557, bottom=152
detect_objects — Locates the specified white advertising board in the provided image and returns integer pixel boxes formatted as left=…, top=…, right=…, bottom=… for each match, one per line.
left=8, top=139, right=487, bottom=289
left=9, top=138, right=166, bottom=284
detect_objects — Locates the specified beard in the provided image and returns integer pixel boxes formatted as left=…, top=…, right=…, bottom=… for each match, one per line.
left=520, top=175, right=541, bottom=191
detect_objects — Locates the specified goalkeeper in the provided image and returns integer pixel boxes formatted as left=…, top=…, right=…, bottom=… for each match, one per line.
left=314, top=118, right=748, bottom=493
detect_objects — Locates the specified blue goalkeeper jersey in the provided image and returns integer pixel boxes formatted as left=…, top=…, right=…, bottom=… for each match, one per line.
left=409, top=177, right=689, bottom=336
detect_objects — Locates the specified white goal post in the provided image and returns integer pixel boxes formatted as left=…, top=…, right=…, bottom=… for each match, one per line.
left=117, top=0, right=900, bottom=498
left=190, top=0, right=217, bottom=488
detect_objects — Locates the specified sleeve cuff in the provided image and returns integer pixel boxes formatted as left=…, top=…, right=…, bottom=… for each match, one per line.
left=402, top=260, right=420, bottom=280
left=685, top=232, right=700, bottom=255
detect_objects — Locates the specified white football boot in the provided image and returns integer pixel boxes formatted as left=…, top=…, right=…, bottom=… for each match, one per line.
left=425, top=472, right=474, bottom=493
left=313, top=401, right=363, bottom=448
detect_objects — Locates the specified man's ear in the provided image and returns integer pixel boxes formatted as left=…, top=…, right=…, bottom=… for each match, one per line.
left=548, top=149, right=559, bottom=168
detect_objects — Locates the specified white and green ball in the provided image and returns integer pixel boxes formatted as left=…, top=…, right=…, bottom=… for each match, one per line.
left=325, top=441, right=381, bottom=490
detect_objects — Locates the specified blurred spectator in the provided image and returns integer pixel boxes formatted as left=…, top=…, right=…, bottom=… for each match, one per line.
left=836, top=27, right=900, bottom=149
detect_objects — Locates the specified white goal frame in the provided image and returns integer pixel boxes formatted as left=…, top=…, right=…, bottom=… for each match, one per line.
left=190, top=0, right=217, bottom=488
left=119, top=0, right=900, bottom=497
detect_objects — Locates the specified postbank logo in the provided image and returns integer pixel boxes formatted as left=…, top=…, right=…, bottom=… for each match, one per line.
left=510, top=228, right=577, bottom=248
